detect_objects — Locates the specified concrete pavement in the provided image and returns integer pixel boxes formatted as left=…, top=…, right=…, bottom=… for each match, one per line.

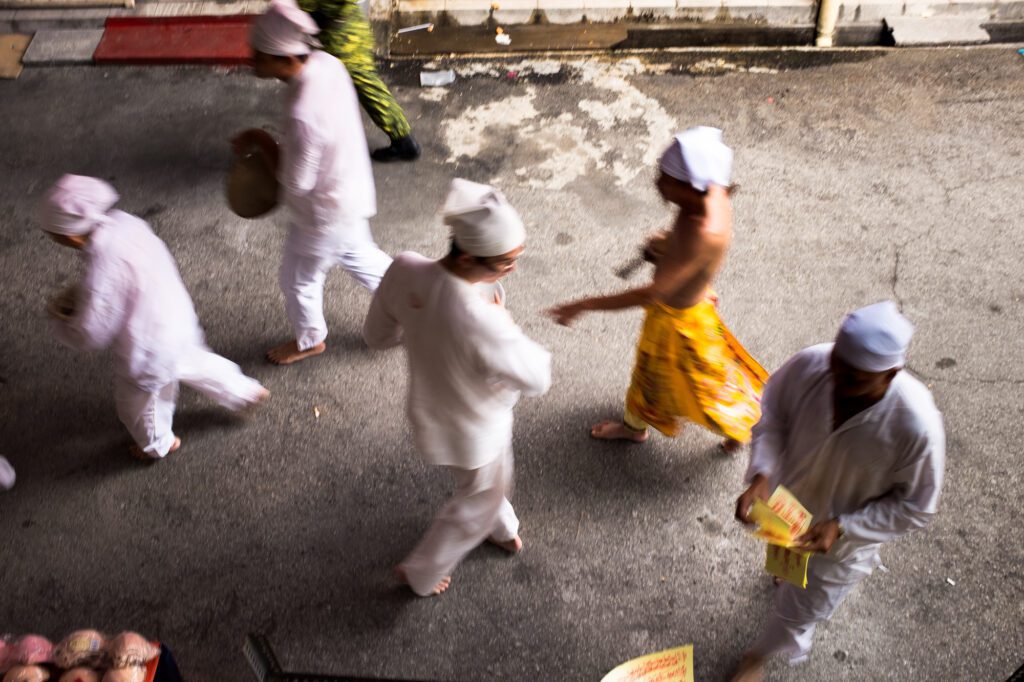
left=0, top=47, right=1022, bottom=681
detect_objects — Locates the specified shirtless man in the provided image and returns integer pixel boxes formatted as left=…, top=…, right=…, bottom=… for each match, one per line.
left=550, top=127, right=766, bottom=451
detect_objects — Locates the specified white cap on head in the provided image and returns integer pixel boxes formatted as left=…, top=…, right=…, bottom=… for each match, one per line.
left=659, top=126, right=733, bottom=192
left=39, top=174, right=119, bottom=236
left=834, top=300, right=914, bottom=372
left=250, top=0, right=320, bottom=57
left=442, top=179, right=525, bottom=258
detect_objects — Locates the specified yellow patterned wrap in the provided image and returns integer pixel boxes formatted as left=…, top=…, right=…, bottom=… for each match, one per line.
left=625, top=292, right=767, bottom=441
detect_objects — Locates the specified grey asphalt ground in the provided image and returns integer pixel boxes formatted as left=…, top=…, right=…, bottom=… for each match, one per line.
left=1, top=46, right=1023, bottom=682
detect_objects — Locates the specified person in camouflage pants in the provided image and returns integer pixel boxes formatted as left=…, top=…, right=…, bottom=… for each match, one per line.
left=300, top=0, right=421, bottom=162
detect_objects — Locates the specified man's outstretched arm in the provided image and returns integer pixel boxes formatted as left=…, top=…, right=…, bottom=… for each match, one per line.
left=548, top=232, right=711, bottom=326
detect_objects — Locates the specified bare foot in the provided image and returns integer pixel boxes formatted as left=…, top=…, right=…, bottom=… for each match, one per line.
left=130, top=436, right=181, bottom=461
left=590, top=420, right=649, bottom=443
left=488, top=534, right=523, bottom=554
left=236, top=387, right=271, bottom=418
left=266, top=340, right=326, bottom=365
left=394, top=565, right=451, bottom=596
left=730, top=654, right=766, bottom=682
left=720, top=438, right=744, bottom=455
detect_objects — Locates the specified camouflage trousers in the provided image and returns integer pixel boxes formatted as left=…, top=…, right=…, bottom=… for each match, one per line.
left=319, top=5, right=412, bottom=141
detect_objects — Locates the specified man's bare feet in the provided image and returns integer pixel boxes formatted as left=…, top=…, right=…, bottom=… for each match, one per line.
left=236, top=387, right=271, bottom=418
left=591, top=420, right=650, bottom=442
left=720, top=438, right=744, bottom=454
left=730, top=654, right=766, bottom=682
left=488, top=534, right=523, bottom=554
left=130, top=436, right=181, bottom=461
left=266, top=340, right=326, bottom=365
left=394, top=565, right=451, bottom=596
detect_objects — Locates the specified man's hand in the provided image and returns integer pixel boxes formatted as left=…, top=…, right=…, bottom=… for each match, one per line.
left=47, top=286, right=77, bottom=321
left=796, top=519, right=842, bottom=554
left=548, top=301, right=586, bottom=327
left=735, top=474, right=770, bottom=524
left=642, top=230, right=671, bottom=264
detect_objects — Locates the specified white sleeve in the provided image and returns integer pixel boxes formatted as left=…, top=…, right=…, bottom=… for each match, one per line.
left=278, top=118, right=321, bottom=198
left=745, top=354, right=799, bottom=484
left=475, top=310, right=552, bottom=397
left=838, top=414, right=945, bottom=543
left=362, top=262, right=403, bottom=349
left=53, top=257, right=130, bottom=352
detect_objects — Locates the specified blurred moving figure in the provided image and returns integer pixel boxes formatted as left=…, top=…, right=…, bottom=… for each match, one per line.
left=364, top=179, right=550, bottom=596
left=40, top=175, right=268, bottom=460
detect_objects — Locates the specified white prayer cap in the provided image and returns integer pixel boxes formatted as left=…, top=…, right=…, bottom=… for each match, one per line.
left=659, top=126, right=733, bottom=192
left=39, top=174, right=119, bottom=236
left=442, top=179, right=526, bottom=257
left=834, top=301, right=914, bottom=372
left=250, top=0, right=320, bottom=57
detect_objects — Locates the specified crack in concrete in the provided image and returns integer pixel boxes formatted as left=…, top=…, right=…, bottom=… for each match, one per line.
left=891, top=244, right=904, bottom=312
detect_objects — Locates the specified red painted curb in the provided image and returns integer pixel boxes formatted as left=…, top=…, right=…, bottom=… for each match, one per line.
left=94, top=14, right=257, bottom=65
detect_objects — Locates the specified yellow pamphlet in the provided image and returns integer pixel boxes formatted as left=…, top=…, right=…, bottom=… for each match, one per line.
left=749, top=500, right=796, bottom=546
left=748, top=486, right=813, bottom=589
left=767, top=485, right=812, bottom=537
left=601, top=644, right=694, bottom=682
left=765, top=545, right=810, bottom=589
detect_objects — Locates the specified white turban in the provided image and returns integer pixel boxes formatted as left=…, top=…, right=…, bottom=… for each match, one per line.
left=39, top=174, right=119, bottom=236
left=834, top=301, right=914, bottom=372
left=442, top=179, right=525, bottom=257
left=659, top=126, right=733, bottom=192
left=250, top=0, right=320, bottom=57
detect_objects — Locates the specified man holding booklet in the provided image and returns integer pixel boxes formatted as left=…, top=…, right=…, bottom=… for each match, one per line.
left=732, top=301, right=945, bottom=681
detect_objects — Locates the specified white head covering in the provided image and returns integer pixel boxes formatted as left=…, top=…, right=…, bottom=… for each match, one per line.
left=39, top=174, right=119, bottom=236
left=834, top=301, right=914, bottom=372
left=442, top=179, right=525, bottom=257
left=250, top=0, right=320, bottom=57
left=659, top=126, right=733, bottom=192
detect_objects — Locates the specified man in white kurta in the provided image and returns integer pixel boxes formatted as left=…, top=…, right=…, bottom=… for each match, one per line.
left=41, top=175, right=268, bottom=459
left=235, top=0, right=392, bottom=365
left=363, top=179, right=551, bottom=596
left=732, top=301, right=945, bottom=681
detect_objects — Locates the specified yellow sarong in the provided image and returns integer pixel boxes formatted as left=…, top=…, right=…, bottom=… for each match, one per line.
left=624, top=292, right=767, bottom=442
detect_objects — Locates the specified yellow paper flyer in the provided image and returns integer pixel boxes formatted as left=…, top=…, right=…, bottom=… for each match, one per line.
left=765, top=544, right=810, bottom=589
left=601, top=644, right=694, bottom=682
left=767, top=485, right=812, bottom=537
left=747, top=486, right=813, bottom=588
left=749, top=499, right=796, bottom=546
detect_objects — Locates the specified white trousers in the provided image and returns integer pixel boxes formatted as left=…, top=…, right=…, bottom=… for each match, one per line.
left=279, top=219, right=393, bottom=351
left=749, top=553, right=874, bottom=664
left=401, top=446, right=520, bottom=596
left=114, top=346, right=265, bottom=457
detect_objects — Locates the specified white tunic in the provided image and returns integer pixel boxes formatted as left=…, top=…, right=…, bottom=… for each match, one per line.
left=363, top=252, right=552, bottom=470
left=746, top=343, right=945, bottom=566
left=279, top=50, right=376, bottom=257
left=53, top=211, right=205, bottom=392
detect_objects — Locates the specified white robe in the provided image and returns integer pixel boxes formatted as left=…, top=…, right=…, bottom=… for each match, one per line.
left=363, top=252, right=551, bottom=470
left=54, top=210, right=205, bottom=390
left=744, top=343, right=945, bottom=661
left=279, top=50, right=376, bottom=255
left=363, top=252, right=550, bottom=596
left=53, top=211, right=264, bottom=456
left=277, top=50, right=391, bottom=350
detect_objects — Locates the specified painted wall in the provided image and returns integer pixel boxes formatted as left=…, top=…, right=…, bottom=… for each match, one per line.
left=383, top=0, right=1022, bottom=25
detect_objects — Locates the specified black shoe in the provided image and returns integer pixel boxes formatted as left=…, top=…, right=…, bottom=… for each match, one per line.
left=371, top=135, right=421, bottom=163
